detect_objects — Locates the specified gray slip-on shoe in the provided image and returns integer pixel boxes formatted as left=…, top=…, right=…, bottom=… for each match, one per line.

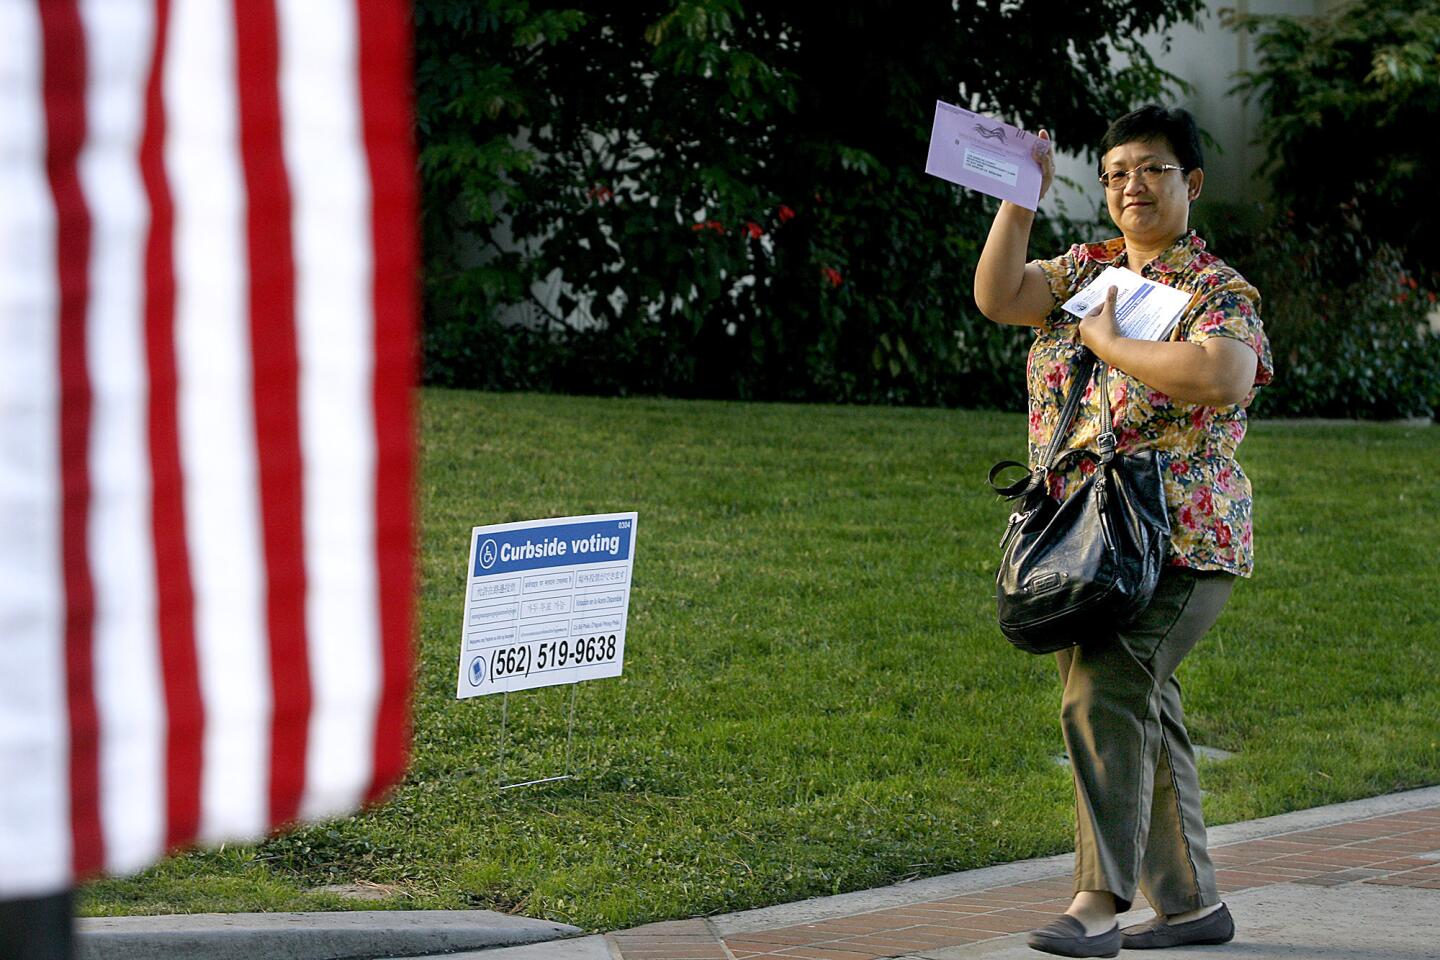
left=1121, top=902, right=1235, bottom=949
left=1026, top=915, right=1121, bottom=958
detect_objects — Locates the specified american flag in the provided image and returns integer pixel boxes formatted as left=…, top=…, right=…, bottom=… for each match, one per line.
left=0, top=0, right=416, bottom=897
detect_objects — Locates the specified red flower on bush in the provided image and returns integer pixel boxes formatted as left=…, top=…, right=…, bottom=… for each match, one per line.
left=822, top=266, right=843, bottom=287
left=745, top=221, right=763, bottom=239
left=1393, top=273, right=1421, bottom=305
left=777, top=204, right=796, bottom=223
left=690, top=220, right=725, bottom=234
left=587, top=184, right=613, bottom=204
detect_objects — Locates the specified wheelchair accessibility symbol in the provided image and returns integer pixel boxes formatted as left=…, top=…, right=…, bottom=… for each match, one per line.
left=478, top=538, right=499, bottom=570
left=468, top=656, right=486, bottom=687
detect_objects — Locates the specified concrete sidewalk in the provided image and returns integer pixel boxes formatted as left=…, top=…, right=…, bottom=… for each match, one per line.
left=80, top=785, right=1440, bottom=960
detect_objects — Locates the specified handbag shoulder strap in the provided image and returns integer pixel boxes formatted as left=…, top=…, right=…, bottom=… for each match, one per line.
left=1037, top=348, right=1098, bottom=471
left=989, top=348, right=1117, bottom=499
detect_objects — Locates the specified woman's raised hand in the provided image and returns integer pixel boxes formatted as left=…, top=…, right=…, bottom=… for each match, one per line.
left=1033, top=128, right=1055, bottom=202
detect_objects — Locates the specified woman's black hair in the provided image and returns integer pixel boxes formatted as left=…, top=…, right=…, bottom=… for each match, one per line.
left=1098, top=105, right=1204, bottom=172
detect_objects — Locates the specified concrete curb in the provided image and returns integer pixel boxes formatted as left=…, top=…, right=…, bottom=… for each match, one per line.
left=708, top=783, right=1440, bottom=935
left=77, top=909, right=583, bottom=960
left=392, top=933, right=619, bottom=960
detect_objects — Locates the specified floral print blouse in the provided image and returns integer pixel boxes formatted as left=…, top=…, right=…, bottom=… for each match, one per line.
left=1028, top=231, right=1274, bottom=577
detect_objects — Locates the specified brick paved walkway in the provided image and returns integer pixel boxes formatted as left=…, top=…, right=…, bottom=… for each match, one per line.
left=606, top=805, right=1440, bottom=960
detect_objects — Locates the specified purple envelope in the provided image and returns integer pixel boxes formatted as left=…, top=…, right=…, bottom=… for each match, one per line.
left=924, top=101, right=1046, bottom=210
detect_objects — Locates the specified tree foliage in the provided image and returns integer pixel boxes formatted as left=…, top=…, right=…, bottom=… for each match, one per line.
left=1215, top=0, right=1440, bottom=419
left=1225, top=0, right=1440, bottom=284
left=417, top=0, right=1205, bottom=403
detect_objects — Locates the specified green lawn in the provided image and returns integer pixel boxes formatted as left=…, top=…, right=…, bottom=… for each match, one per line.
left=81, top=391, right=1440, bottom=928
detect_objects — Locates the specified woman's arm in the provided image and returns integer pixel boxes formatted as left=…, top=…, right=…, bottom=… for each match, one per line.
left=1079, top=286, right=1259, bottom=406
left=973, top=130, right=1057, bottom=328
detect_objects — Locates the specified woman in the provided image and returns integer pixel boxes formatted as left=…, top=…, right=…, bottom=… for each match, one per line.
left=974, top=105, right=1273, bottom=958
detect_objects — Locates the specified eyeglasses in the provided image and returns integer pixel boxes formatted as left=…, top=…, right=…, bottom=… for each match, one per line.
left=1098, top=163, right=1185, bottom=191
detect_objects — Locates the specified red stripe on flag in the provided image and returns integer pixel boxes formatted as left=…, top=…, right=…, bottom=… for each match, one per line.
left=357, top=0, right=417, bottom=803
left=233, top=0, right=310, bottom=827
left=140, top=0, right=205, bottom=849
left=38, top=0, right=104, bottom=878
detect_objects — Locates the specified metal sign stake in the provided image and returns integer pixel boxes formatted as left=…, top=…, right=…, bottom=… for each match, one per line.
left=494, top=684, right=580, bottom=791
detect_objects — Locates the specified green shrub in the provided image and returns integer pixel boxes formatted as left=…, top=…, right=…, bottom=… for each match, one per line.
left=1224, top=0, right=1440, bottom=288
left=1199, top=207, right=1440, bottom=419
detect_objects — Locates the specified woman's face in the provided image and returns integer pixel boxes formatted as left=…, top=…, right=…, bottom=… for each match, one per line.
left=1101, top=137, right=1204, bottom=247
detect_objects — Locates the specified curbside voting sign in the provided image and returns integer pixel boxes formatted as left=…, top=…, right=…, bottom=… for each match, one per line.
left=457, top=513, right=637, bottom=698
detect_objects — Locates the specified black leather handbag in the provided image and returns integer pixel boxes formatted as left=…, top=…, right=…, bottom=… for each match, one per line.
left=987, top=349, right=1171, bottom=654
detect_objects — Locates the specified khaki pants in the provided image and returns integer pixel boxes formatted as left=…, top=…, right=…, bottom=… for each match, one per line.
left=1055, top=566, right=1235, bottom=914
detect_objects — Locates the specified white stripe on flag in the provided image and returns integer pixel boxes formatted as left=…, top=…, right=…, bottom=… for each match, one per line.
left=78, top=0, right=168, bottom=878
left=277, top=0, right=382, bottom=821
left=0, top=0, right=72, bottom=899
left=167, top=0, right=271, bottom=842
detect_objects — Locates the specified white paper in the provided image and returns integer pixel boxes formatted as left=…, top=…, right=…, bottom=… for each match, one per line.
left=1060, top=266, right=1192, bottom=341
